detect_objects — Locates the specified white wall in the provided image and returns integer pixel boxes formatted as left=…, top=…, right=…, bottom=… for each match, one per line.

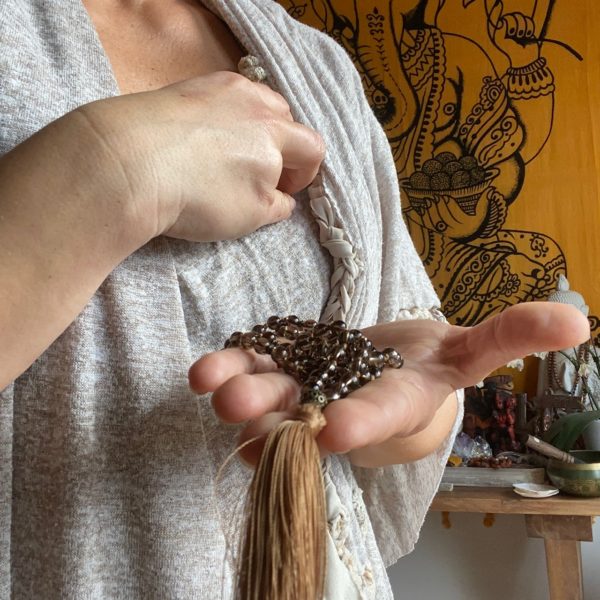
left=388, top=512, right=600, bottom=599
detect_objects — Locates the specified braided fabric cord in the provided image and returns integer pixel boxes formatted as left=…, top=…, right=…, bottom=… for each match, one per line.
left=238, top=56, right=363, bottom=325
left=238, top=55, right=267, bottom=82
left=239, top=57, right=443, bottom=328
left=309, top=175, right=363, bottom=323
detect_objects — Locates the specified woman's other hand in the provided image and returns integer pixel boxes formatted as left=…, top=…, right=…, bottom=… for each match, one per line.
left=189, top=302, right=590, bottom=467
left=0, top=72, right=323, bottom=388
left=73, top=71, right=325, bottom=242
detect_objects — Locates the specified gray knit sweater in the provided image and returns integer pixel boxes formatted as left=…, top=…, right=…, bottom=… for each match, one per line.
left=0, top=1, right=461, bottom=598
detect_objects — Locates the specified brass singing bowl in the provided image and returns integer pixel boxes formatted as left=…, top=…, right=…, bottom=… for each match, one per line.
left=547, top=451, right=600, bottom=497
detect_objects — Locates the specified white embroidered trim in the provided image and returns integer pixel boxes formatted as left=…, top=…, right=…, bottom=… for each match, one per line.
left=506, top=358, right=525, bottom=371
left=309, top=175, right=363, bottom=323
left=396, top=306, right=446, bottom=322
left=328, top=512, right=373, bottom=598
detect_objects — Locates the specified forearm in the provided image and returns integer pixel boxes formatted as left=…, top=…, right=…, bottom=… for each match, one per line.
left=348, top=392, right=459, bottom=467
left=0, top=113, right=152, bottom=389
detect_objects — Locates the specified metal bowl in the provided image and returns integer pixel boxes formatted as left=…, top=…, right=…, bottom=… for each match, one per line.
left=547, top=451, right=600, bottom=497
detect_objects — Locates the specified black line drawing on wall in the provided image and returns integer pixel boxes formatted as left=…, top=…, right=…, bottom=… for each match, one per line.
left=282, top=0, right=588, bottom=329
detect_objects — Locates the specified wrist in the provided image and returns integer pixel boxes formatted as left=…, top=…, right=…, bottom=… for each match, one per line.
left=505, top=44, right=539, bottom=69
left=67, top=104, right=159, bottom=248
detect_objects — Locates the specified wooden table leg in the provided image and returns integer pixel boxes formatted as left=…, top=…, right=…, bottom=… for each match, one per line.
left=525, top=515, right=593, bottom=600
left=543, top=538, right=582, bottom=600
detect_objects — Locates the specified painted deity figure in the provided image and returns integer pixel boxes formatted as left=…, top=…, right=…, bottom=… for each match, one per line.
left=280, top=0, right=569, bottom=325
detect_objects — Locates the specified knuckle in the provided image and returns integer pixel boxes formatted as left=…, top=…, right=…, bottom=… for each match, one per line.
left=182, top=71, right=249, bottom=97
left=256, top=189, right=291, bottom=223
left=214, top=70, right=247, bottom=88
left=261, top=144, right=284, bottom=174
left=258, top=114, right=280, bottom=133
left=269, top=90, right=293, bottom=112
left=257, top=188, right=277, bottom=211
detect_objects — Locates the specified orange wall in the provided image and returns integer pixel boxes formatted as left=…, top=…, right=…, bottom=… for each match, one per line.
left=279, top=0, right=599, bottom=393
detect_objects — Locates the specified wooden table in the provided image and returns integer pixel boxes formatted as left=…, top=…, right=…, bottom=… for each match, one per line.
left=430, top=487, right=600, bottom=600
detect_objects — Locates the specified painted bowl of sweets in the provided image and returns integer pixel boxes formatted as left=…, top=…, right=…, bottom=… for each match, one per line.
left=546, top=451, right=600, bottom=497
left=401, top=152, right=499, bottom=217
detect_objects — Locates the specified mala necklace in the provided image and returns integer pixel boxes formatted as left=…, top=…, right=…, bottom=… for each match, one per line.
left=226, top=315, right=404, bottom=407
left=547, top=341, right=590, bottom=398
left=225, top=316, right=404, bottom=600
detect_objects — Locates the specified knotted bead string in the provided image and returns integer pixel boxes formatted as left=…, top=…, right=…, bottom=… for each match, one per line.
left=225, top=316, right=404, bottom=408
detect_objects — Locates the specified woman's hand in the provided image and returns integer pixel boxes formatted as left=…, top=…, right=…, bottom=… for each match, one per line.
left=188, top=302, right=590, bottom=467
left=72, top=71, right=325, bottom=242
left=0, top=72, right=323, bottom=389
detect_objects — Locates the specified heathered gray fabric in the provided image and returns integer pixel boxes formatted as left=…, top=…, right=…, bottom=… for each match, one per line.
left=0, top=1, right=462, bottom=598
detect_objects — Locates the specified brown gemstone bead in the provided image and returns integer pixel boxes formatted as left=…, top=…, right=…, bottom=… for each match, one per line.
left=241, top=333, right=256, bottom=348
left=383, top=348, right=404, bottom=368
left=271, top=345, right=289, bottom=363
left=369, top=353, right=385, bottom=369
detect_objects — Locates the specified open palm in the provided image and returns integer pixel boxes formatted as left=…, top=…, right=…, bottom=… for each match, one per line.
left=189, top=302, right=589, bottom=465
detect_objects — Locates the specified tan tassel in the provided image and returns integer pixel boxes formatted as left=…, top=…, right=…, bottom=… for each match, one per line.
left=237, top=404, right=327, bottom=600
left=224, top=316, right=405, bottom=599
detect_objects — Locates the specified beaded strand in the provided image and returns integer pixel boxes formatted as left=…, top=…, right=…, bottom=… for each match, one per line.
left=225, top=316, right=404, bottom=408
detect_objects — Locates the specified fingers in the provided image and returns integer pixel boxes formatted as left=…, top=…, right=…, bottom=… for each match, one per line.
left=179, top=74, right=324, bottom=192
left=211, top=372, right=300, bottom=423
left=251, top=79, right=325, bottom=195
left=254, top=85, right=295, bottom=121
left=277, top=121, right=326, bottom=194
left=181, top=72, right=293, bottom=120
left=444, top=302, right=590, bottom=388
left=173, top=73, right=324, bottom=234
left=420, top=197, right=449, bottom=234
left=188, top=348, right=279, bottom=394
left=261, top=189, right=297, bottom=225
left=524, top=15, right=535, bottom=38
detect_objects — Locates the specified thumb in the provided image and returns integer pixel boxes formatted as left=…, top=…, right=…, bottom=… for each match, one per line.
left=444, top=302, right=590, bottom=388
left=262, top=189, right=296, bottom=225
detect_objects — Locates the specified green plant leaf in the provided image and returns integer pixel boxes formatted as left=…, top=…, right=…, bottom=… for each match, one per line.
left=543, top=410, right=600, bottom=451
